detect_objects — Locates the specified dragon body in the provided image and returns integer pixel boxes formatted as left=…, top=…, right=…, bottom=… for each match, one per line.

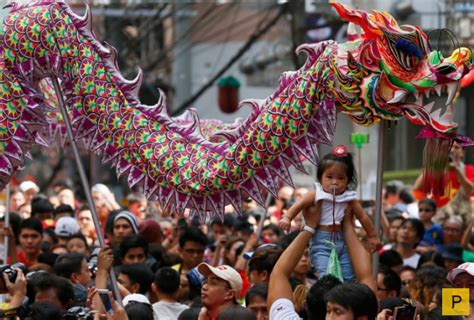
left=0, top=1, right=471, bottom=218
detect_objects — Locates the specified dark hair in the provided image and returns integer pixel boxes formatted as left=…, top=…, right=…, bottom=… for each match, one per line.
left=306, top=275, right=342, bottom=320
left=316, top=150, right=357, bottom=189
left=379, top=266, right=402, bottom=296
left=216, top=305, right=256, bottom=320
left=38, top=252, right=59, bottom=268
left=245, top=283, right=268, bottom=306
left=53, top=181, right=73, bottom=192
left=53, top=204, right=75, bottom=218
left=210, top=214, right=235, bottom=229
left=43, top=228, right=59, bottom=246
left=399, top=188, right=415, bottom=204
left=178, top=308, right=201, bottom=320
left=125, top=302, right=154, bottom=320
left=19, top=217, right=43, bottom=235
left=324, top=283, right=378, bottom=320
left=119, top=235, right=149, bottom=259
left=119, top=264, right=154, bottom=294
left=77, top=205, right=90, bottom=213
left=35, top=274, right=75, bottom=308
left=262, top=224, right=281, bottom=238
left=248, top=245, right=283, bottom=274
left=31, top=198, right=54, bottom=216
left=419, top=198, right=437, bottom=211
left=379, top=250, right=403, bottom=269
left=25, top=301, right=62, bottom=320
left=401, top=265, right=416, bottom=274
left=401, top=218, right=425, bottom=247
left=410, top=266, right=447, bottom=306
left=105, top=210, right=121, bottom=237
left=388, top=214, right=405, bottom=224
left=0, top=212, right=22, bottom=240
left=179, top=226, right=208, bottom=248
left=154, top=267, right=180, bottom=295
left=66, top=233, right=89, bottom=250
left=54, top=253, right=86, bottom=279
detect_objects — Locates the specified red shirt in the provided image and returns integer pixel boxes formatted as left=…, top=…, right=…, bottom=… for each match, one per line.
left=17, top=251, right=36, bottom=269
left=414, top=165, right=474, bottom=207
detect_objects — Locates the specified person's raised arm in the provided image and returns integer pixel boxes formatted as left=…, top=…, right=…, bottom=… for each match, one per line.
left=268, top=203, right=319, bottom=309
left=342, top=208, right=376, bottom=293
left=278, top=192, right=315, bottom=232
left=95, top=247, right=113, bottom=289
left=350, top=200, right=381, bottom=252
left=234, top=232, right=258, bottom=271
left=452, top=163, right=474, bottom=196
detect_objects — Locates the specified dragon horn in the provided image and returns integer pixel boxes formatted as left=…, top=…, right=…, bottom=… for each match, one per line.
left=347, top=23, right=360, bottom=41
left=329, top=1, right=382, bottom=39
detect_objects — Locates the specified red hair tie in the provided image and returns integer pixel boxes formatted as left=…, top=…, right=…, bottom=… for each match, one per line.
left=331, top=145, right=349, bottom=157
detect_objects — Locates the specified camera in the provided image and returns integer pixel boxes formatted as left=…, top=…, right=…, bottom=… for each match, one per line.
left=0, top=263, right=27, bottom=293
left=62, top=306, right=94, bottom=320
left=187, top=267, right=204, bottom=288
left=88, top=247, right=100, bottom=276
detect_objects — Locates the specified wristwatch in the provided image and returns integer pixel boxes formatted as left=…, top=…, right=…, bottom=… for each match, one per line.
left=302, top=225, right=316, bottom=235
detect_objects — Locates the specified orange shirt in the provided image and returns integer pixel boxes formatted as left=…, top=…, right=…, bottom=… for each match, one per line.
left=414, top=165, right=474, bottom=207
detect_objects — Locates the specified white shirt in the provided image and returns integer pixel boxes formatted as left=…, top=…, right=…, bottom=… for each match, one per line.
left=152, top=301, right=188, bottom=320
left=315, top=183, right=357, bottom=226
left=269, top=298, right=301, bottom=320
left=403, top=253, right=421, bottom=269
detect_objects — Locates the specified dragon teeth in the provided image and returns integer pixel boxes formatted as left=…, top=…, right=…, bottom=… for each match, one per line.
left=415, top=94, right=423, bottom=106
left=434, top=85, right=442, bottom=96
left=446, top=82, right=459, bottom=106
left=424, top=91, right=430, bottom=99
left=387, top=90, right=407, bottom=103
left=424, top=101, right=435, bottom=113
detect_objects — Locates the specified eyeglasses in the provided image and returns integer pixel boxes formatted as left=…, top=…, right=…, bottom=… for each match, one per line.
left=202, top=278, right=232, bottom=289
left=418, top=208, right=433, bottom=212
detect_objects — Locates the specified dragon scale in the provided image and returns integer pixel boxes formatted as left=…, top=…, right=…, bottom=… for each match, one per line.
left=0, top=1, right=472, bottom=218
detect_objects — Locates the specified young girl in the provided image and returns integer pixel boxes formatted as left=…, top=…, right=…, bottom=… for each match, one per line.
left=278, top=145, right=381, bottom=282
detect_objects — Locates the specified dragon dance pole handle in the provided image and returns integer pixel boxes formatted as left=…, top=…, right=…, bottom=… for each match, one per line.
left=372, top=121, right=386, bottom=280
left=51, top=78, right=122, bottom=306
left=4, top=184, right=10, bottom=265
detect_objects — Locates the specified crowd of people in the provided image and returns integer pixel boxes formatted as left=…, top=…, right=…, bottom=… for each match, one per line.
left=0, top=142, right=472, bottom=319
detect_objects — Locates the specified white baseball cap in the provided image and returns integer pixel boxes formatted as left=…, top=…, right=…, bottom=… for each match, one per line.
left=19, top=181, right=39, bottom=193
left=198, top=263, right=242, bottom=297
left=122, top=293, right=151, bottom=306
left=55, top=217, right=81, bottom=237
left=447, top=262, right=474, bottom=283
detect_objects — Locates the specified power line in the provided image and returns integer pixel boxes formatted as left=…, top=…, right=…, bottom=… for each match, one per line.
left=172, top=5, right=285, bottom=116
left=144, top=4, right=270, bottom=71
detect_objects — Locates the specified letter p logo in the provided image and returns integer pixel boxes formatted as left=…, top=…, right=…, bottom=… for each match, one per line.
left=442, top=288, right=469, bottom=316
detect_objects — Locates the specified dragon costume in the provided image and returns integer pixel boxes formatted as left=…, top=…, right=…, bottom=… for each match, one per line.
left=0, top=1, right=471, bottom=219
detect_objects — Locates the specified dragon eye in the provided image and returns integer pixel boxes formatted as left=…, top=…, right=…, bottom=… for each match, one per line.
left=437, top=64, right=456, bottom=75
left=385, top=31, right=427, bottom=71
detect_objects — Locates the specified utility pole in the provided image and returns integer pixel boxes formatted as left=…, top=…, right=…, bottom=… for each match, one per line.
left=172, top=0, right=192, bottom=111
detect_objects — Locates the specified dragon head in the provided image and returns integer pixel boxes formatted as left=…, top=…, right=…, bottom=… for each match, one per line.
left=329, top=2, right=472, bottom=133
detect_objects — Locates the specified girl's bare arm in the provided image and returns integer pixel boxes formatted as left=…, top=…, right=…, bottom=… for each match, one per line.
left=282, top=192, right=315, bottom=221
left=278, top=192, right=315, bottom=232
left=350, top=200, right=381, bottom=252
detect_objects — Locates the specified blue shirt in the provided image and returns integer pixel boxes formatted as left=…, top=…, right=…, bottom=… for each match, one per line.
left=420, top=223, right=443, bottom=249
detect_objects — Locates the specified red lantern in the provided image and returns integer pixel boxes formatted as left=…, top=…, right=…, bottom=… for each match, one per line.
left=218, top=76, right=240, bottom=114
